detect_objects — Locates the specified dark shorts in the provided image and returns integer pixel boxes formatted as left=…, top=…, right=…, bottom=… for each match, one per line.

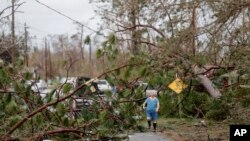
left=146, top=110, right=158, bottom=121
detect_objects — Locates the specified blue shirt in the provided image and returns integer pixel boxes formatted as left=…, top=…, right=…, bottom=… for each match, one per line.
left=145, top=97, right=159, bottom=111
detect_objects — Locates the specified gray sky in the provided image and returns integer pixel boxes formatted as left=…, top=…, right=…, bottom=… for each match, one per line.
left=1, top=0, right=98, bottom=45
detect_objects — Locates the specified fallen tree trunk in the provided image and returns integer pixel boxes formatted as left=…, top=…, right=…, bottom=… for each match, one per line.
left=194, top=65, right=222, bottom=98
left=197, top=74, right=221, bottom=98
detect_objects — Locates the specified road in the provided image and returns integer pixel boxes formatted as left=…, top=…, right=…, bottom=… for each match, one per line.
left=128, top=132, right=172, bottom=141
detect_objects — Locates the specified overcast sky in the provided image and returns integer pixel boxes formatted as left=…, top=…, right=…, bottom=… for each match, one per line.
left=1, top=0, right=99, bottom=45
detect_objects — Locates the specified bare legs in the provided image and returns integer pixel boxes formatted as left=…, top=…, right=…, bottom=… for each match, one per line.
left=147, top=118, right=157, bottom=132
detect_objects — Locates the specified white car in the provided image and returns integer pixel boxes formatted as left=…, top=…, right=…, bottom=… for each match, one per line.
left=95, top=79, right=112, bottom=92
left=26, top=79, right=47, bottom=93
left=39, top=88, right=63, bottom=100
left=60, top=77, right=77, bottom=87
left=72, top=98, right=93, bottom=109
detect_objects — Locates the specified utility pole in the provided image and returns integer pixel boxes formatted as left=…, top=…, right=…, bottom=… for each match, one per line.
left=24, top=23, right=29, bottom=67
left=89, top=39, right=93, bottom=76
left=130, top=0, right=140, bottom=55
left=11, top=0, right=16, bottom=61
left=102, top=56, right=105, bottom=73
left=79, top=25, right=84, bottom=61
left=242, top=0, right=245, bottom=41
left=89, top=40, right=92, bottom=64
left=48, top=42, right=52, bottom=79
left=45, top=38, right=48, bottom=82
left=11, top=0, right=15, bottom=44
left=191, top=4, right=197, bottom=56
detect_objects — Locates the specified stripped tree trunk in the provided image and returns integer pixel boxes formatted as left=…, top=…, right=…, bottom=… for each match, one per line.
left=194, top=66, right=222, bottom=98
left=197, top=74, right=222, bottom=98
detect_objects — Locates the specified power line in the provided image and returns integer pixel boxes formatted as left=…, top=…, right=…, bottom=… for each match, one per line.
left=34, top=0, right=98, bottom=34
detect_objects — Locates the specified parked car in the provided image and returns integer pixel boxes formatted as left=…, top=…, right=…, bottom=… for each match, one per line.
left=94, top=79, right=112, bottom=93
left=72, top=77, right=103, bottom=110
left=40, top=87, right=65, bottom=99
left=25, top=79, right=47, bottom=93
left=60, top=77, right=77, bottom=87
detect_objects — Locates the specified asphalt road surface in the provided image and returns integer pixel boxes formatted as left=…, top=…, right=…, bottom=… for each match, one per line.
left=128, top=132, right=172, bottom=141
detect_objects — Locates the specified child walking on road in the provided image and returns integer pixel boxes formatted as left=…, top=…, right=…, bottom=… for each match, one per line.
left=143, top=90, right=160, bottom=132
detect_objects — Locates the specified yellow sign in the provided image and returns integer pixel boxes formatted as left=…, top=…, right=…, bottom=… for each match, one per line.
left=168, top=78, right=187, bottom=94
